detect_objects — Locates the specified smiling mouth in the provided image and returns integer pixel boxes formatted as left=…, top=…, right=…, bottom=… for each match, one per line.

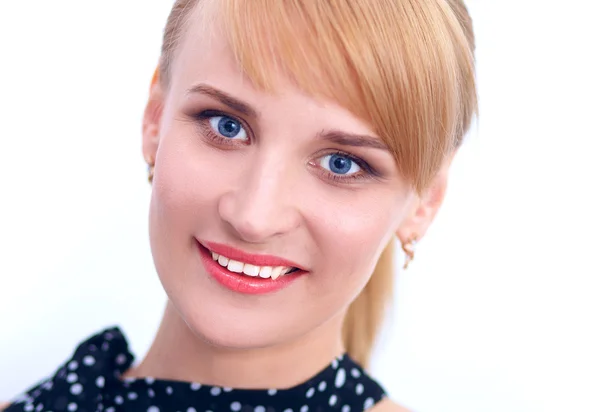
left=197, top=241, right=302, bottom=280
left=209, top=251, right=299, bottom=280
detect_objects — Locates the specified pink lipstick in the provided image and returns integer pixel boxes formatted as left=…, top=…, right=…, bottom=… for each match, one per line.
left=196, top=240, right=306, bottom=294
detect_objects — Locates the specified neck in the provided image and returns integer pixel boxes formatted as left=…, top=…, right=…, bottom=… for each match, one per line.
left=125, top=301, right=346, bottom=389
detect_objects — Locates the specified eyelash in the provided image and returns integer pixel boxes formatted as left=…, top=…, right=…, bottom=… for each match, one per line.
left=193, top=110, right=251, bottom=147
left=191, top=110, right=380, bottom=184
left=309, top=152, right=380, bottom=184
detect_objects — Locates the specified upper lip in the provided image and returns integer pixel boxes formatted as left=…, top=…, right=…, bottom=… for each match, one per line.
left=199, top=240, right=307, bottom=271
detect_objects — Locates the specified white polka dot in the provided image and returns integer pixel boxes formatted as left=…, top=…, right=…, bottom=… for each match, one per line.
left=230, top=402, right=242, bottom=411
left=283, top=409, right=293, bottom=412
left=148, top=388, right=156, bottom=398
left=356, top=383, right=364, bottom=395
left=68, top=361, right=79, bottom=371
left=190, top=382, right=201, bottom=391
left=364, top=398, right=375, bottom=409
left=114, top=396, right=124, bottom=405
left=351, top=368, right=361, bottom=378
left=42, top=381, right=53, bottom=390
left=329, top=394, right=338, bottom=406
left=148, top=407, right=160, bottom=412
left=300, top=406, right=309, bottom=412
left=166, top=386, right=173, bottom=395
left=66, top=373, right=78, bottom=383
left=146, top=377, right=155, bottom=384
left=127, top=392, right=138, bottom=400
left=116, top=354, right=127, bottom=365
left=24, top=404, right=34, bottom=412
left=223, top=387, right=233, bottom=392
left=210, top=387, right=222, bottom=396
left=101, top=342, right=110, bottom=351
left=35, top=404, right=44, bottom=412
left=70, top=383, right=83, bottom=395
left=342, top=406, right=351, bottom=412
left=335, top=368, right=347, bottom=388
left=106, top=408, right=115, bottom=412
left=318, top=381, right=327, bottom=391
left=83, top=355, right=95, bottom=366
left=67, top=404, right=78, bottom=412
left=187, top=408, right=197, bottom=412
left=96, top=376, right=105, bottom=388
left=267, top=388, right=277, bottom=395
left=255, top=407, right=266, bottom=412
left=305, top=387, right=315, bottom=398
left=332, top=358, right=339, bottom=369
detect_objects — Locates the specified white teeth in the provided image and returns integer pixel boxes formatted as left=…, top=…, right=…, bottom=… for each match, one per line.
left=227, top=259, right=244, bottom=273
left=271, top=266, right=283, bottom=280
left=259, top=266, right=272, bottom=279
left=218, top=255, right=229, bottom=266
left=211, top=251, right=296, bottom=279
left=242, top=264, right=260, bottom=277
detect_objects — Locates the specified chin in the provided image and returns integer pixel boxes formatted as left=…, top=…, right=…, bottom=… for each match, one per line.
left=189, top=318, right=276, bottom=349
left=170, top=288, right=298, bottom=350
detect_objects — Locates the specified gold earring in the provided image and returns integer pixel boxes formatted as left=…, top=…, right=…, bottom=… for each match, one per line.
left=148, top=164, right=154, bottom=183
left=401, top=235, right=418, bottom=269
left=146, top=157, right=155, bottom=184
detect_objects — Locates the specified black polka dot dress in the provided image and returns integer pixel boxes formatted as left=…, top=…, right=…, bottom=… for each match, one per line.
left=5, top=328, right=387, bottom=411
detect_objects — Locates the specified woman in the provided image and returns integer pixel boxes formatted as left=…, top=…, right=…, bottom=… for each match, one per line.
left=2, top=0, right=477, bottom=410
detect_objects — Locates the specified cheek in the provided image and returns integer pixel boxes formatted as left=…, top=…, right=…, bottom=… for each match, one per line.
left=150, top=128, right=238, bottom=227
left=148, top=130, right=226, bottom=253
left=147, top=126, right=241, bottom=298
left=305, top=192, right=401, bottom=289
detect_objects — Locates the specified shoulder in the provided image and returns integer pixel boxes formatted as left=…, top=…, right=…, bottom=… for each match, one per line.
left=2, top=327, right=133, bottom=412
left=371, top=398, right=413, bottom=412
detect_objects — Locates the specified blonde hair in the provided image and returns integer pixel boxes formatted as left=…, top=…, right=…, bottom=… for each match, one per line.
left=159, top=0, right=477, bottom=367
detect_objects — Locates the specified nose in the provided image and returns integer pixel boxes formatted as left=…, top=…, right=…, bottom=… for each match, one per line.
left=218, top=152, right=302, bottom=243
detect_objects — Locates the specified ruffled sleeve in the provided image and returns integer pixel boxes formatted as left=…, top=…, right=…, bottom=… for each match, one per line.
left=5, top=327, right=134, bottom=412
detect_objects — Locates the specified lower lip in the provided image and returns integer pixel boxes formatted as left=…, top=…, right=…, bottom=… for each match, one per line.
left=197, top=242, right=304, bottom=295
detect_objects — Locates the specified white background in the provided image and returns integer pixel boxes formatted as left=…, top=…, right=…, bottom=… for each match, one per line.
left=1, top=1, right=599, bottom=411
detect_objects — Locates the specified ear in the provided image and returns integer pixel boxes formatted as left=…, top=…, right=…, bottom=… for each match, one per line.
left=142, top=67, right=164, bottom=165
left=395, top=154, right=455, bottom=244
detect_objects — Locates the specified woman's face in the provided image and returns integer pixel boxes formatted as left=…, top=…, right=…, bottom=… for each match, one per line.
left=142, top=17, right=431, bottom=349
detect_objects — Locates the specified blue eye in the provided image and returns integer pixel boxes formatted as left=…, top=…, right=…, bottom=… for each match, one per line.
left=319, top=154, right=361, bottom=175
left=208, top=116, right=248, bottom=140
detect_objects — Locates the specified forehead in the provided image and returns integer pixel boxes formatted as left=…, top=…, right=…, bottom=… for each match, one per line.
left=169, top=9, right=377, bottom=135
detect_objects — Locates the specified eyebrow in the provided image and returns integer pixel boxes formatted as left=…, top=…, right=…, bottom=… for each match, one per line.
left=318, top=130, right=390, bottom=151
left=186, top=83, right=257, bottom=118
left=187, top=84, right=388, bottom=151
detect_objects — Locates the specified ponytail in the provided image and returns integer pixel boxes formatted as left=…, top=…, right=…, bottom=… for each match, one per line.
left=342, top=241, right=396, bottom=368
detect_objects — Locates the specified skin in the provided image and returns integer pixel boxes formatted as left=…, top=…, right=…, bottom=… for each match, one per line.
left=135, top=7, right=450, bottom=403
left=1, top=9, right=450, bottom=412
